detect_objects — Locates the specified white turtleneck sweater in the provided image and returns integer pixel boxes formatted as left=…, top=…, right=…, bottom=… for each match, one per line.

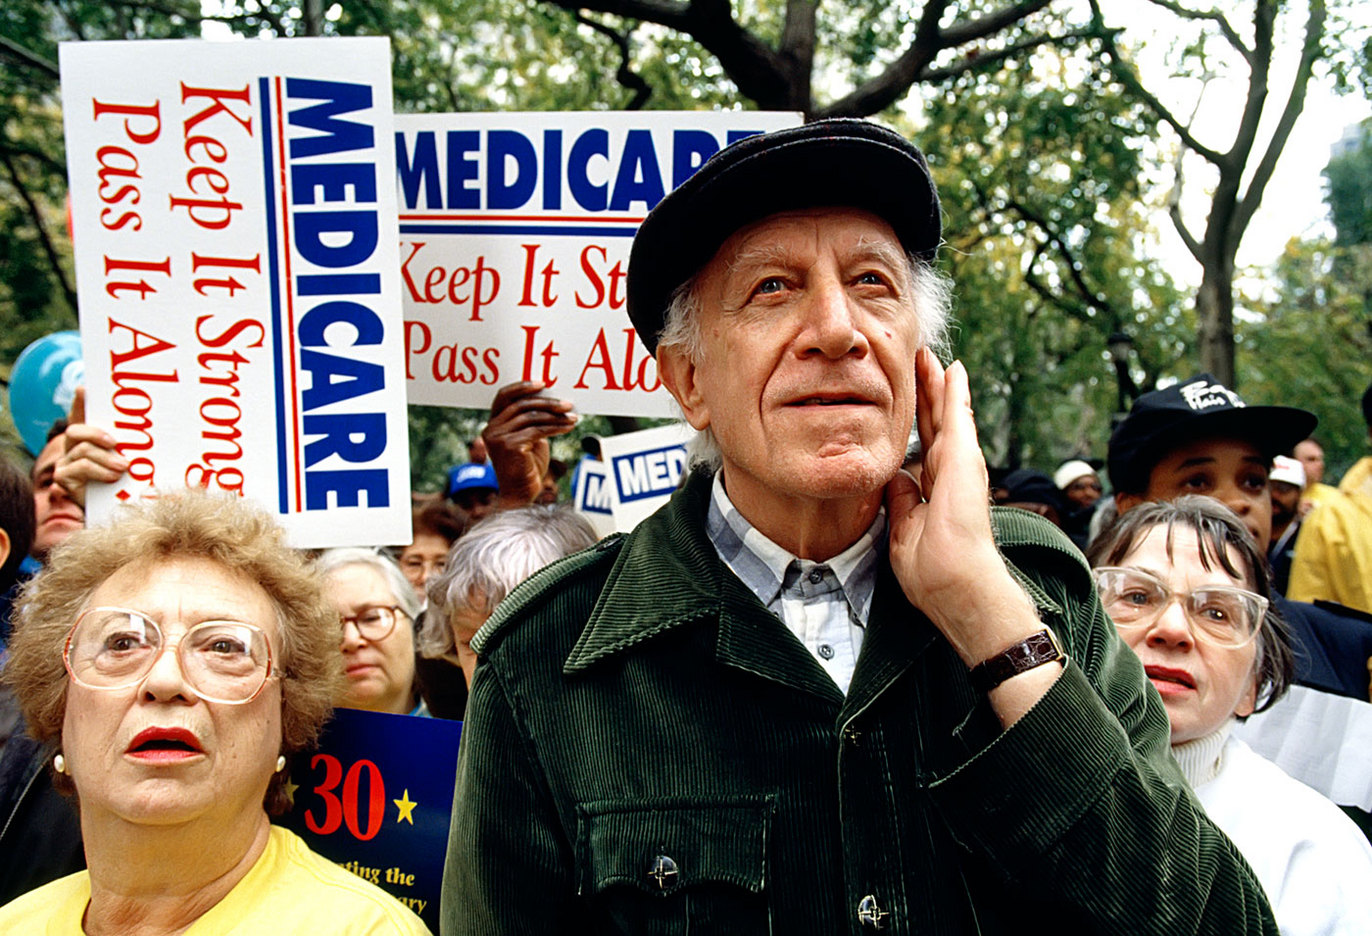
left=1174, top=720, right=1372, bottom=936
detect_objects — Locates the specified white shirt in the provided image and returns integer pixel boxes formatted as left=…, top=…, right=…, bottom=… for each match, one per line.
left=1175, top=721, right=1372, bottom=936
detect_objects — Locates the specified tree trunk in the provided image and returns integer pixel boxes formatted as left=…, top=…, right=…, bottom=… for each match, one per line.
left=1196, top=260, right=1236, bottom=387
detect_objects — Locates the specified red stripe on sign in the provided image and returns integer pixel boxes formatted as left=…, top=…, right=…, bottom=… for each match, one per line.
left=274, top=76, right=303, bottom=513
left=397, top=213, right=645, bottom=224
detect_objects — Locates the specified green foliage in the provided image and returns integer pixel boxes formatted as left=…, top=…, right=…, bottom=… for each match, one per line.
left=1239, top=238, right=1372, bottom=477
left=1324, top=120, right=1372, bottom=247
left=923, top=48, right=1194, bottom=472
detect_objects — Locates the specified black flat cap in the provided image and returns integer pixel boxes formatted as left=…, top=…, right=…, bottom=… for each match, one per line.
left=1108, top=373, right=1317, bottom=495
left=627, top=118, right=942, bottom=354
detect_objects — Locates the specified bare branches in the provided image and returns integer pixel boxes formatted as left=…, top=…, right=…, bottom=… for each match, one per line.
left=1143, top=0, right=1250, bottom=63
left=1233, top=0, right=1325, bottom=238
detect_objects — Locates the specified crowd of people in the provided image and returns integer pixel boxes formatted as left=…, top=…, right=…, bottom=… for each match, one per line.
left=0, top=118, right=1368, bottom=934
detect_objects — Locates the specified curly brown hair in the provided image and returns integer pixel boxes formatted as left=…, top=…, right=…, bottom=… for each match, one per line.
left=3, top=491, right=343, bottom=814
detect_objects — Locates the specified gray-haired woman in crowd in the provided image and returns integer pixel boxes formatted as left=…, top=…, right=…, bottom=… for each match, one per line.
left=423, top=506, right=596, bottom=689
left=316, top=548, right=428, bottom=717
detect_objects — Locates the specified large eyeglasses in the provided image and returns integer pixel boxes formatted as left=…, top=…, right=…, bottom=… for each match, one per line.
left=339, top=606, right=406, bottom=643
left=63, top=607, right=274, bottom=704
left=1092, top=567, right=1268, bottom=649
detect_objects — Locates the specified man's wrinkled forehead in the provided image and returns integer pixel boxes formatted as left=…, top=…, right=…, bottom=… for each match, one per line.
left=705, top=207, right=911, bottom=292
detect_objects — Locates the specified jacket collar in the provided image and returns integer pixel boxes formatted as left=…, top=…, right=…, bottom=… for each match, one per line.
left=563, top=471, right=1070, bottom=711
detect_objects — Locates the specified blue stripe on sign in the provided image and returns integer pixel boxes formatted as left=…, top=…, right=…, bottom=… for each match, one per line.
left=259, top=76, right=290, bottom=513
left=398, top=224, right=638, bottom=237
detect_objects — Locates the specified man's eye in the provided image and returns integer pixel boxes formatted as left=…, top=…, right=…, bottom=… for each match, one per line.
left=855, top=271, right=887, bottom=286
left=755, top=277, right=785, bottom=295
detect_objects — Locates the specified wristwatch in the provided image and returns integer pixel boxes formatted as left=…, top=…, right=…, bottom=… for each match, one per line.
left=968, top=627, right=1065, bottom=693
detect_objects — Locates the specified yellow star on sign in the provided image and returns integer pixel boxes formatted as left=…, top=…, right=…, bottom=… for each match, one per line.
left=393, top=789, right=418, bottom=825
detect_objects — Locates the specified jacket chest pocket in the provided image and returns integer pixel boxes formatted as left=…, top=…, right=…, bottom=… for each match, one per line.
left=575, top=795, right=774, bottom=936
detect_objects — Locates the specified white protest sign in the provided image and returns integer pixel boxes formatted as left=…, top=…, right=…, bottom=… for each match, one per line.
left=571, top=456, right=616, bottom=538
left=62, top=37, right=411, bottom=547
left=395, top=111, right=802, bottom=416
left=1234, top=685, right=1372, bottom=810
left=597, top=423, right=694, bottom=531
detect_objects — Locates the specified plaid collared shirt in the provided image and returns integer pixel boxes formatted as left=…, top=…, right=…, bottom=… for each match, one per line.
left=705, top=473, right=885, bottom=694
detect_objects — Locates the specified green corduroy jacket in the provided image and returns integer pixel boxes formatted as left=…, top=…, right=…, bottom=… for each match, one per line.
left=441, top=470, right=1276, bottom=935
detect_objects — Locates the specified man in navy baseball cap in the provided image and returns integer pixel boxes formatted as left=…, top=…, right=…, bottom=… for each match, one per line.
left=1108, top=373, right=1316, bottom=546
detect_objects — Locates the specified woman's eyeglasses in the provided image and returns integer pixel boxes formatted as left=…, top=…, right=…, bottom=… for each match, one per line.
left=64, top=607, right=274, bottom=704
left=339, top=606, right=406, bottom=643
left=1092, top=567, right=1267, bottom=649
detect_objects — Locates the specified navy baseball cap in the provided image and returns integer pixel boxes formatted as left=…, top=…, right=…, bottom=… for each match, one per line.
left=626, top=118, right=942, bottom=354
left=446, top=462, right=498, bottom=498
left=1107, top=374, right=1317, bottom=495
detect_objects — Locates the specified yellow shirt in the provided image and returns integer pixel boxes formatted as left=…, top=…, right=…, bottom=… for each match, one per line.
left=0, top=825, right=432, bottom=935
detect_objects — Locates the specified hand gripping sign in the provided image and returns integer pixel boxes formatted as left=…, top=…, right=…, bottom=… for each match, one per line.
left=395, top=111, right=801, bottom=418
left=61, top=37, right=411, bottom=547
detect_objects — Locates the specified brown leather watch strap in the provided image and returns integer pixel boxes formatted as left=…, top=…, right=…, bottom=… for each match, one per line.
left=967, top=628, right=1065, bottom=694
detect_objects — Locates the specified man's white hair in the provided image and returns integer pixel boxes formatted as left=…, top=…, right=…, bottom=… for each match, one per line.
left=655, top=253, right=953, bottom=472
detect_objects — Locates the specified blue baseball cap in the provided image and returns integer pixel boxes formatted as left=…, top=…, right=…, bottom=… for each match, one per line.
left=447, top=462, right=498, bottom=498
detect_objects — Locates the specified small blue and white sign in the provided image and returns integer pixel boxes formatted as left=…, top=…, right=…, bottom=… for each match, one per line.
left=596, top=422, right=693, bottom=531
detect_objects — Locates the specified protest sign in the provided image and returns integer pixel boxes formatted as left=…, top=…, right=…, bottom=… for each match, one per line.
left=61, top=38, right=411, bottom=547
left=571, top=454, right=615, bottom=537
left=597, top=423, right=694, bottom=531
left=279, top=707, right=461, bottom=932
left=396, top=111, right=801, bottom=417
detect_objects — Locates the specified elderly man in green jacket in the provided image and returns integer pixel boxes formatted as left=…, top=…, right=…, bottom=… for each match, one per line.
left=441, top=120, right=1274, bottom=934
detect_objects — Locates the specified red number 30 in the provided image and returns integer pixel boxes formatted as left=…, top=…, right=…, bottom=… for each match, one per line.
left=304, top=754, right=386, bottom=841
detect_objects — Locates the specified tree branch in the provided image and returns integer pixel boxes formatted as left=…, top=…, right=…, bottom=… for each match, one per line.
left=1002, top=193, right=1114, bottom=319
left=0, top=36, right=59, bottom=79
left=918, top=27, right=1096, bottom=85
left=1232, top=0, right=1324, bottom=238
left=541, top=0, right=791, bottom=106
left=575, top=13, right=653, bottom=109
left=1142, top=0, right=1250, bottom=63
left=1087, top=0, right=1227, bottom=166
left=0, top=149, right=77, bottom=314
left=941, top=0, right=1054, bottom=46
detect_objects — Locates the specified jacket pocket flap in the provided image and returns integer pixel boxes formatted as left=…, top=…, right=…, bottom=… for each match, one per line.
left=576, top=796, right=774, bottom=897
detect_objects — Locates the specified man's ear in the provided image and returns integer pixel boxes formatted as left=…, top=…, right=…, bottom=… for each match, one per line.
left=656, top=346, right=711, bottom=431
left=1114, top=491, right=1144, bottom=515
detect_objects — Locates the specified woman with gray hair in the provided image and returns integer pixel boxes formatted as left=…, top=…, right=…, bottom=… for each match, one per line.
left=1088, top=496, right=1372, bottom=935
left=423, top=506, right=596, bottom=688
left=315, top=548, right=427, bottom=717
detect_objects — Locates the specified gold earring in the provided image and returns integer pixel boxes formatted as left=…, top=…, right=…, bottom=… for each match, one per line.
left=53, top=753, right=66, bottom=774
left=275, top=755, right=286, bottom=773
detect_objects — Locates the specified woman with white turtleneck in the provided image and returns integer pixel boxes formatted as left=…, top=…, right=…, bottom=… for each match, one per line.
left=1089, top=496, right=1372, bottom=936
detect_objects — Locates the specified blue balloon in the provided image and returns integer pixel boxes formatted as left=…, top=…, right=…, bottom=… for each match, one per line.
left=10, top=331, right=84, bottom=456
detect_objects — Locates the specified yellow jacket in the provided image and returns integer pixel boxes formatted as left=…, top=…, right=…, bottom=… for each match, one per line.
left=1289, top=457, right=1372, bottom=615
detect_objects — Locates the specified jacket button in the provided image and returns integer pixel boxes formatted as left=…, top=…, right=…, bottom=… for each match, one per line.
left=857, top=894, right=888, bottom=929
left=648, top=854, right=678, bottom=890
left=843, top=726, right=862, bottom=746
